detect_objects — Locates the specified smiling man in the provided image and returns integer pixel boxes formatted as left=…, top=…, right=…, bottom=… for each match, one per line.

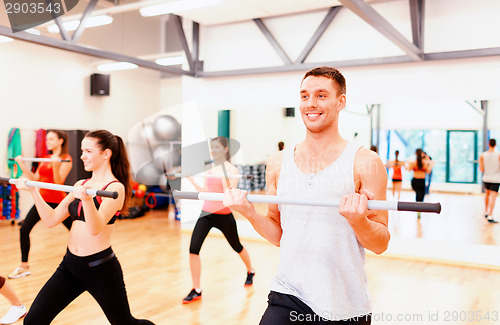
left=223, top=67, right=390, bottom=324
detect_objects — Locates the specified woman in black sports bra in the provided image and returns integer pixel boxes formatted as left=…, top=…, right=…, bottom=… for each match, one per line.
left=16, top=130, right=155, bottom=325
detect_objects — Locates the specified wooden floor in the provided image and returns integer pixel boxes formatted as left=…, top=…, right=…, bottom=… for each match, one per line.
left=386, top=190, right=500, bottom=246
left=1, top=197, right=500, bottom=324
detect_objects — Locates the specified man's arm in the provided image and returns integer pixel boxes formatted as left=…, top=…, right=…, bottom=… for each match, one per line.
left=339, top=148, right=390, bottom=254
left=479, top=154, right=484, bottom=173
left=223, top=152, right=283, bottom=246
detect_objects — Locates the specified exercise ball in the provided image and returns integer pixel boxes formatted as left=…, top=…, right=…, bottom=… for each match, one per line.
left=135, top=162, right=162, bottom=185
left=152, top=146, right=181, bottom=171
left=153, top=115, right=181, bottom=141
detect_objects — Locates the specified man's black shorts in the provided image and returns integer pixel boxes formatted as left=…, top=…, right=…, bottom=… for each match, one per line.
left=259, top=291, right=371, bottom=324
left=484, top=182, right=500, bottom=192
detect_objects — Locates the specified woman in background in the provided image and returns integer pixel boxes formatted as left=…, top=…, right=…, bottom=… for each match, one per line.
left=182, top=137, right=254, bottom=304
left=386, top=150, right=404, bottom=200
left=408, top=149, right=434, bottom=218
left=9, top=130, right=73, bottom=279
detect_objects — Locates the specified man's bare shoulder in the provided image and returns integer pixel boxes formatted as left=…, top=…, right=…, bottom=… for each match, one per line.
left=354, top=147, right=385, bottom=175
left=356, top=147, right=382, bottom=163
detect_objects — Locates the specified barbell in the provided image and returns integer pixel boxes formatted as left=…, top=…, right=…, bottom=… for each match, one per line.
left=172, top=190, right=441, bottom=213
left=168, top=173, right=254, bottom=180
left=0, top=177, right=118, bottom=199
left=9, top=158, right=71, bottom=163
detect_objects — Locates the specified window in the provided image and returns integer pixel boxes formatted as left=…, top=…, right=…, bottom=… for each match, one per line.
left=378, top=129, right=479, bottom=184
left=446, top=130, right=477, bottom=183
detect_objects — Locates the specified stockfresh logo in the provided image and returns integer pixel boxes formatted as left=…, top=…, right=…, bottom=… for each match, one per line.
left=2, top=0, right=79, bottom=32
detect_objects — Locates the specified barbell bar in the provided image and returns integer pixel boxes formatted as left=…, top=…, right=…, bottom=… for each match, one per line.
left=9, top=158, right=71, bottom=163
left=172, top=190, right=441, bottom=213
left=0, top=177, right=118, bottom=199
left=168, top=173, right=254, bottom=179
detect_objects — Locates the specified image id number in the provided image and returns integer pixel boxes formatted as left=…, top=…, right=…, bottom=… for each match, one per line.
left=5, top=2, right=62, bottom=15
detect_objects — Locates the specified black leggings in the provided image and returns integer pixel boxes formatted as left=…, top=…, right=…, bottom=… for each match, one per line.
left=20, top=203, right=73, bottom=263
left=260, top=291, right=371, bottom=324
left=189, top=211, right=244, bottom=255
left=411, top=178, right=426, bottom=202
left=24, top=247, right=155, bottom=325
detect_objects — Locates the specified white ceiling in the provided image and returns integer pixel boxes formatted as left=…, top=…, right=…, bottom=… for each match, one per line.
left=174, top=0, right=343, bottom=26
left=0, top=0, right=394, bottom=31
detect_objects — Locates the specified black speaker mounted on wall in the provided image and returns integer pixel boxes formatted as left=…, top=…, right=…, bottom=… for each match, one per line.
left=90, top=73, right=110, bottom=96
left=284, top=107, right=295, bottom=117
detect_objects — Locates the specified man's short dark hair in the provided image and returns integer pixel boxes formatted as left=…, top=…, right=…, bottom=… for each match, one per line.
left=302, top=66, right=346, bottom=96
left=490, top=138, right=496, bottom=147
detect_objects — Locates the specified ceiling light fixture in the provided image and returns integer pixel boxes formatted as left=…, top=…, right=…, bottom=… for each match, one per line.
left=140, top=0, right=223, bottom=17
left=0, top=36, right=14, bottom=43
left=25, top=28, right=41, bottom=35
left=97, top=62, right=138, bottom=72
left=155, top=56, right=185, bottom=66
left=47, top=15, right=113, bottom=33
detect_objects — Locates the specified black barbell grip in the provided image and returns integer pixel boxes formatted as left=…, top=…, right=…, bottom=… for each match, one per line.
left=95, top=190, right=119, bottom=199
left=397, top=201, right=441, bottom=213
left=0, top=177, right=12, bottom=184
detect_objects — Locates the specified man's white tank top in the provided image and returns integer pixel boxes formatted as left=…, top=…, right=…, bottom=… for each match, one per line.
left=482, top=151, right=500, bottom=183
left=270, top=141, right=371, bottom=321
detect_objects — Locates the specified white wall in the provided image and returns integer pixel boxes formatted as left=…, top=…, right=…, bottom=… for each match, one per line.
left=487, top=99, right=500, bottom=129
left=230, top=107, right=299, bottom=165
left=159, top=77, right=183, bottom=121
left=379, top=100, right=484, bottom=130
left=342, top=57, right=500, bottom=106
